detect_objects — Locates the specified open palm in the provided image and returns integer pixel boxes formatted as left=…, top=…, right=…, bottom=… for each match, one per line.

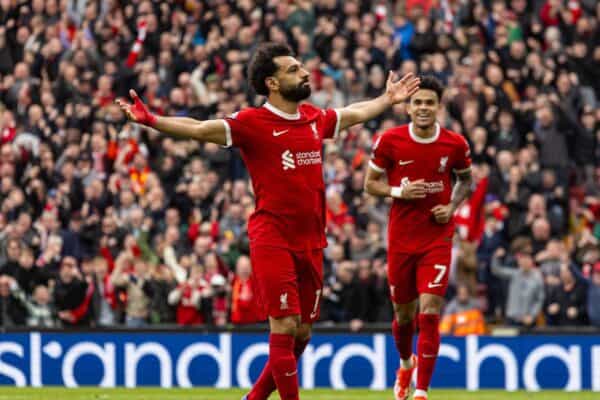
left=115, top=90, right=156, bottom=126
left=385, top=72, right=421, bottom=105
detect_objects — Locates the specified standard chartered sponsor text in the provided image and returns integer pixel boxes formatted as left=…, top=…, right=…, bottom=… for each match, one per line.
left=296, top=151, right=321, bottom=165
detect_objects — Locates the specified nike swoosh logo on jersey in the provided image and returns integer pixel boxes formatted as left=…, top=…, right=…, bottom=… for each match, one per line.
left=273, top=129, right=289, bottom=137
left=284, top=370, right=298, bottom=377
left=398, top=160, right=414, bottom=166
left=427, top=283, right=443, bottom=288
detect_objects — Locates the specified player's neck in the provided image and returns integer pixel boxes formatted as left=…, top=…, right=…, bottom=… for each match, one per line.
left=412, top=124, right=436, bottom=139
left=266, top=95, right=299, bottom=116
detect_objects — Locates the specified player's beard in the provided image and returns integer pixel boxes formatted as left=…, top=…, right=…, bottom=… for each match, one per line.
left=280, top=81, right=311, bottom=102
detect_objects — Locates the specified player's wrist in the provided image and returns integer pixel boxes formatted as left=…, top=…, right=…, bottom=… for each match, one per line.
left=381, top=93, right=394, bottom=108
left=390, top=186, right=404, bottom=199
left=136, top=107, right=157, bottom=127
left=146, top=112, right=157, bottom=127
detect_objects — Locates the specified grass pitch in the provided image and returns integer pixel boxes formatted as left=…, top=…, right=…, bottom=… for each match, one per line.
left=0, top=388, right=595, bottom=400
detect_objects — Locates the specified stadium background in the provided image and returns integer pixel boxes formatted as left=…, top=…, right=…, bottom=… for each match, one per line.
left=0, top=0, right=599, bottom=394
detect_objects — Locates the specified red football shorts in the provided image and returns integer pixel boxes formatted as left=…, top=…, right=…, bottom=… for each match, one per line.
left=250, top=246, right=323, bottom=323
left=387, top=245, right=451, bottom=304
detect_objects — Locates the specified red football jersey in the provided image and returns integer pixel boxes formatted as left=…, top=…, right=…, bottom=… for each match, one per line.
left=223, top=102, right=340, bottom=251
left=370, top=123, right=471, bottom=253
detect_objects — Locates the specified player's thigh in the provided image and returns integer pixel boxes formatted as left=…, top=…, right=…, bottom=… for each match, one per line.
left=416, top=246, right=452, bottom=298
left=296, top=249, right=324, bottom=324
left=250, top=246, right=300, bottom=319
left=387, top=252, right=418, bottom=304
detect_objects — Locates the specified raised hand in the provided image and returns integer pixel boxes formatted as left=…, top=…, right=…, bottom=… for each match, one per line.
left=385, top=72, right=421, bottom=105
left=115, top=89, right=157, bottom=127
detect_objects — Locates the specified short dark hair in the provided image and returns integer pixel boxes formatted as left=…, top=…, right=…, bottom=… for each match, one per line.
left=510, top=236, right=532, bottom=255
left=417, top=75, right=445, bottom=101
left=248, top=42, right=294, bottom=96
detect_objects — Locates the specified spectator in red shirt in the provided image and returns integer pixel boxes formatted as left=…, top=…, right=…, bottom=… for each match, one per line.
left=231, top=255, right=264, bottom=325
left=168, top=264, right=206, bottom=326
left=93, top=75, right=115, bottom=109
left=326, top=189, right=353, bottom=235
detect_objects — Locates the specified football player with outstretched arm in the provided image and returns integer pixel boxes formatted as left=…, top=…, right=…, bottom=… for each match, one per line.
left=117, top=42, right=420, bottom=400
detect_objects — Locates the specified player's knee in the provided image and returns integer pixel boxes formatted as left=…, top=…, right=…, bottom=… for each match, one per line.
left=395, top=311, right=415, bottom=325
left=420, top=305, right=442, bottom=315
left=393, top=301, right=417, bottom=324
left=419, top=295, right=444, bottom=315
left=270, top=315, right=300, bottom=335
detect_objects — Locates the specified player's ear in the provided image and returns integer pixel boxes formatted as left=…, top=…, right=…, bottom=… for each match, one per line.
left=265, top=76, right=279, bottom=92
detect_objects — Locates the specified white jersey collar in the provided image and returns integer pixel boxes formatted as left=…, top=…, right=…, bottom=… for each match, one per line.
left=264, top=102, right=301, bottom=120
left=409, top=122, right=440, bottom=144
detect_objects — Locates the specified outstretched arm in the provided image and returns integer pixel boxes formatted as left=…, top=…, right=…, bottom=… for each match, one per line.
left=116, top=90, right=228, bottom=145
left=336, top=72, right=420, bottom=131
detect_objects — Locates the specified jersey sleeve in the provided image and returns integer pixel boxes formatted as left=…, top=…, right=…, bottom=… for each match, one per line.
left=453, top=135, right=472, bottom=173
left=368, top=133, right=393, bottom=173
left=319, top=108, right=341, bottom=140
left=222, top=110, right=254, bottom=148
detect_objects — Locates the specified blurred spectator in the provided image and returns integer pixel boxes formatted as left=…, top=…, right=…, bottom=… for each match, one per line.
left=488, top=150, right=514, bottom=199
left=204, top=252, right=228, bottom=327
left=491, top=246, right=545, bottom=328
left=10, top=279, right=56, bottom=328
left=360, top=259, right=389, bottom=321
left=110, top=253, right=151, bottom=328
left=440, top=284, right=487, bottom=336
left=0, top=238, right=21, bottom=276
left=168, top=264, right=205, bottom=326
left=491, top=109, right=521, bottom=152
left=322, top=261, right=365, bottom=324
left=0, top=274, right=26, bottom=326
left=14, top=245, right=50, bottom=295
left=36, top=234, right=63, bottom=276
left=143, top=264, right=176, bottom=324
left=536, top=239, right=566, bottom=287
left=91, top=257, right=116, bottom=327
left=53, top=256, right=93, bottom=327
left=544, top=263, right=588, bottom=326
left=219, top=203, right=246, bottom=241
left=588, top=262, right=600, bottom=327
left=311, top=75, right=345, bottom=109
left=230, top=255, right=263, bottom=325
left=533, top=99, right=574, bottom=185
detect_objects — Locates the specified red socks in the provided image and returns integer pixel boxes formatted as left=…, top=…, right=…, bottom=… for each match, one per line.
left=416, top=314, right=441, bottom=392
left=392, top=318, right=415, bottom=361
left=268, top=334, right=299, bottom=400
left=249, top=335, right=308, bottom=400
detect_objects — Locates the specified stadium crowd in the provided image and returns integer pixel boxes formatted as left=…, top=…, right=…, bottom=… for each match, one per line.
left=0, top=0, right=599, bottom=333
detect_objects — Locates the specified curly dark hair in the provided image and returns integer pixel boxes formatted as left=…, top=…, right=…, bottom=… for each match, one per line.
left=417, top=75, right=445, bottom=101
left=247, top=42, right=294, bottom=96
